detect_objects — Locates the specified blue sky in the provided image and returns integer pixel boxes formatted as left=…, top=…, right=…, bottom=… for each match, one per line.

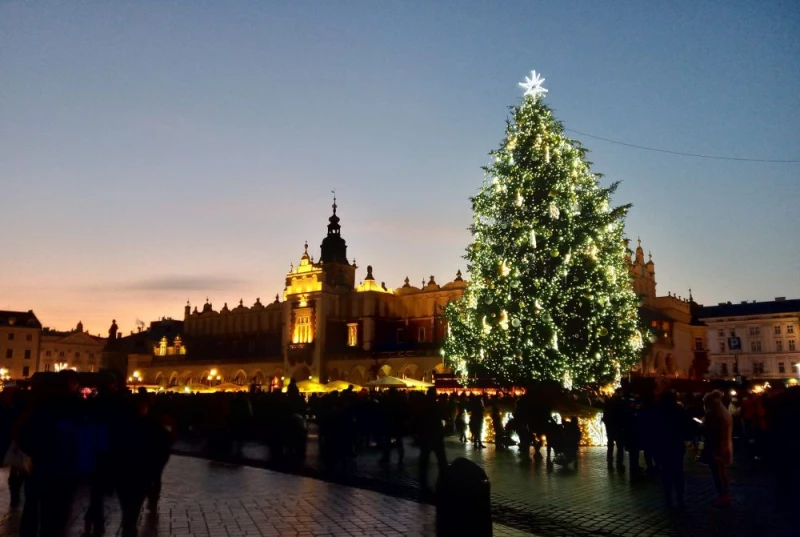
left=1, top=1, right=798, bottom=334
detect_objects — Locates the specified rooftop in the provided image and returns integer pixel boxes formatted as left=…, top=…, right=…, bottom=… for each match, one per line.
left=698, top=298, right=800, bottom=319
left=0, top=310, right=42, bottom=329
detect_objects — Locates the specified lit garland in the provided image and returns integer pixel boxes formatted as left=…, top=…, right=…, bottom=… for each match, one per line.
left=443, top=70, right=643, bottom=387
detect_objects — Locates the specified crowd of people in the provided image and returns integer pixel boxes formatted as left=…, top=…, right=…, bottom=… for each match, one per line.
left=1, top=371, right=799, bottom=536
left=0, top=370, right=173, bottom=537
left=601, top=383, right=800, bottom=508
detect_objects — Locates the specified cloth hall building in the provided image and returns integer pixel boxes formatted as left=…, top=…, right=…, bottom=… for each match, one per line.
left=128, top=202, right=466, bottom=388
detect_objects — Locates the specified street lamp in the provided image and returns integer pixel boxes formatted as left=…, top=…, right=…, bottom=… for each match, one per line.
left=207, top=369, right=221, bottom=386
left=55, top=362, right=69, bottom=372
left=128, top=371, right=141, bottom=392
left=0, top=368, right=10, bottom=383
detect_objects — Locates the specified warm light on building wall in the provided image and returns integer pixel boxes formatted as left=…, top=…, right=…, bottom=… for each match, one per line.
left=355, top=280, right=393, bottom=293
left=347, top=323, right=358, bottom=347
left=293, top=315, right=313, bottom=344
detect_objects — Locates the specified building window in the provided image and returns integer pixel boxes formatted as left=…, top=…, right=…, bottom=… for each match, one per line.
left=396, top=328, right=405, bottom=344
left=790, top=340, right=796, bottom=351
left=89, top=353, right=94, bottom=360
left=776, top=340, right=783, bottom=352
left=720, top=363, right=728, bottom=376
left=26, top=334, right=32, bottom=342
left=59, top=351, right=64, bottom=357
left=694, top=337, right=704, bottom=351
left=24, top=350, right=31, bottom=360
left=293, top=316, right=311, bottom=344
left=347, top=323, right=358, bottom=347
left=775, top=325, right=782, bottom=335
left=7, top=333, right=14, bottom=341
left=418, top=327, right=427, bottom=342
left=749, top=327, right=761, bottom=337
left=45, top=350, right=51, bottom=357
left=750, top=340, right=762, bottom=352
left=44, top=363, right=51, bottom=372
left=5, top=350, right=11, bottom=359
left=753, top=362, right=766, bottom=374
left=719, top=340, right=726, bottom=353
left=779, top=362, right=785, bottom=374
left=789, top=324, right=795, bottom=334
left=717, top=329, right=725, bottom=338
left=75, top=352, right=80, bottom=359
left=22, top=366, right=29, bottom=377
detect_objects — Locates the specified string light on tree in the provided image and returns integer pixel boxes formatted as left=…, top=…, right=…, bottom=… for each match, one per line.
left=443, top=68, right=643, bottom=387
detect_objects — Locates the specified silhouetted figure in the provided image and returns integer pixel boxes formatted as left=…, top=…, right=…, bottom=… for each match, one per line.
left=703, top=390, right=733, bottom=507
left=19, top=371, right=85, bottom=537
left=654, top=391, right=693, bottom=508
left=603, top=390, right=626, bottom=470
left=84, top=371, right=126, bottom=536
left=419, top=388, right=447, bottom=491
left=469, top=395, right=485, bottom=449
left=379, top=388, right=406, bottom=466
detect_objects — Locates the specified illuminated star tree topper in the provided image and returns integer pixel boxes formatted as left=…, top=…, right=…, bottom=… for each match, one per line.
left=518, top=70, right=548, bottom=99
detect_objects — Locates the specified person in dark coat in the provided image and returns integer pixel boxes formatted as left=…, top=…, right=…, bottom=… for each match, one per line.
left=654, top=391, right=693, bottom=507
left=418, top=388, right=447, bottom=491
left=602, top=389, right=626, bottom=470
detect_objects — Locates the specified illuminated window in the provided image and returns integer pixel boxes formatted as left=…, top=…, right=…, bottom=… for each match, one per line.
left=790, top=340, right=796, bottom=351
left=294, top=316, right=312, bottom=344
left=418, top=327, right=426, bottom=342
left=776, top=340, right=783, bottom=352
left=159, top=337, right=168, bottom=356
left=750, top=340, right=762, bottom=352
left=347, top=323, right=358, bottom=347
left=775, top=325, right=782, bottom=335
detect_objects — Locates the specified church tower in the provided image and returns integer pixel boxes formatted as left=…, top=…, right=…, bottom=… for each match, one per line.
left=629, top=237, right=657, bottom=304
left=318, top=195, right=356, bottom=290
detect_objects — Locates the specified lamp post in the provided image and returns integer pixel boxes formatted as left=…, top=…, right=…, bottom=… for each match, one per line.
left=128, top=371, right=141, bottom=392
left=207, top=369, right=221, bottom=387
left=0, top=368, right=10, bottom=384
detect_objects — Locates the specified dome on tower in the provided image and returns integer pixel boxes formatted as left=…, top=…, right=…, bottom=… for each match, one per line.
left=319, top=195, right=349, bottom=264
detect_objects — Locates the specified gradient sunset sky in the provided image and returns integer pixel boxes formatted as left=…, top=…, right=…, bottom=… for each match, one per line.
left=1, top=1, right=798, bottom=336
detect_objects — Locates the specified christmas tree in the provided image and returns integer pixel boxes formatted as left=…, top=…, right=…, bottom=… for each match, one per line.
left=443, top=70, right=643, bottom=387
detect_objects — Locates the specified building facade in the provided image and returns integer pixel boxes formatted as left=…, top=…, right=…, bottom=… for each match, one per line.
left=627, top=239, right=707, bottom=379
left=699, top=298, right=800, bottom=381
left=125, top=206, right=704, bottom=387
left=0, top=310, right=42, bottom=380
left=39, top=321, right=107, bottom=373
left=132, top=201, right=466, bottom=388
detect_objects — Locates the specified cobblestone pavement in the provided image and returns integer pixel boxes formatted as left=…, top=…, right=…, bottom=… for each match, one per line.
left=0, top=456, right=529, bottom=536
left=174, top=434, right=795, bottom=537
